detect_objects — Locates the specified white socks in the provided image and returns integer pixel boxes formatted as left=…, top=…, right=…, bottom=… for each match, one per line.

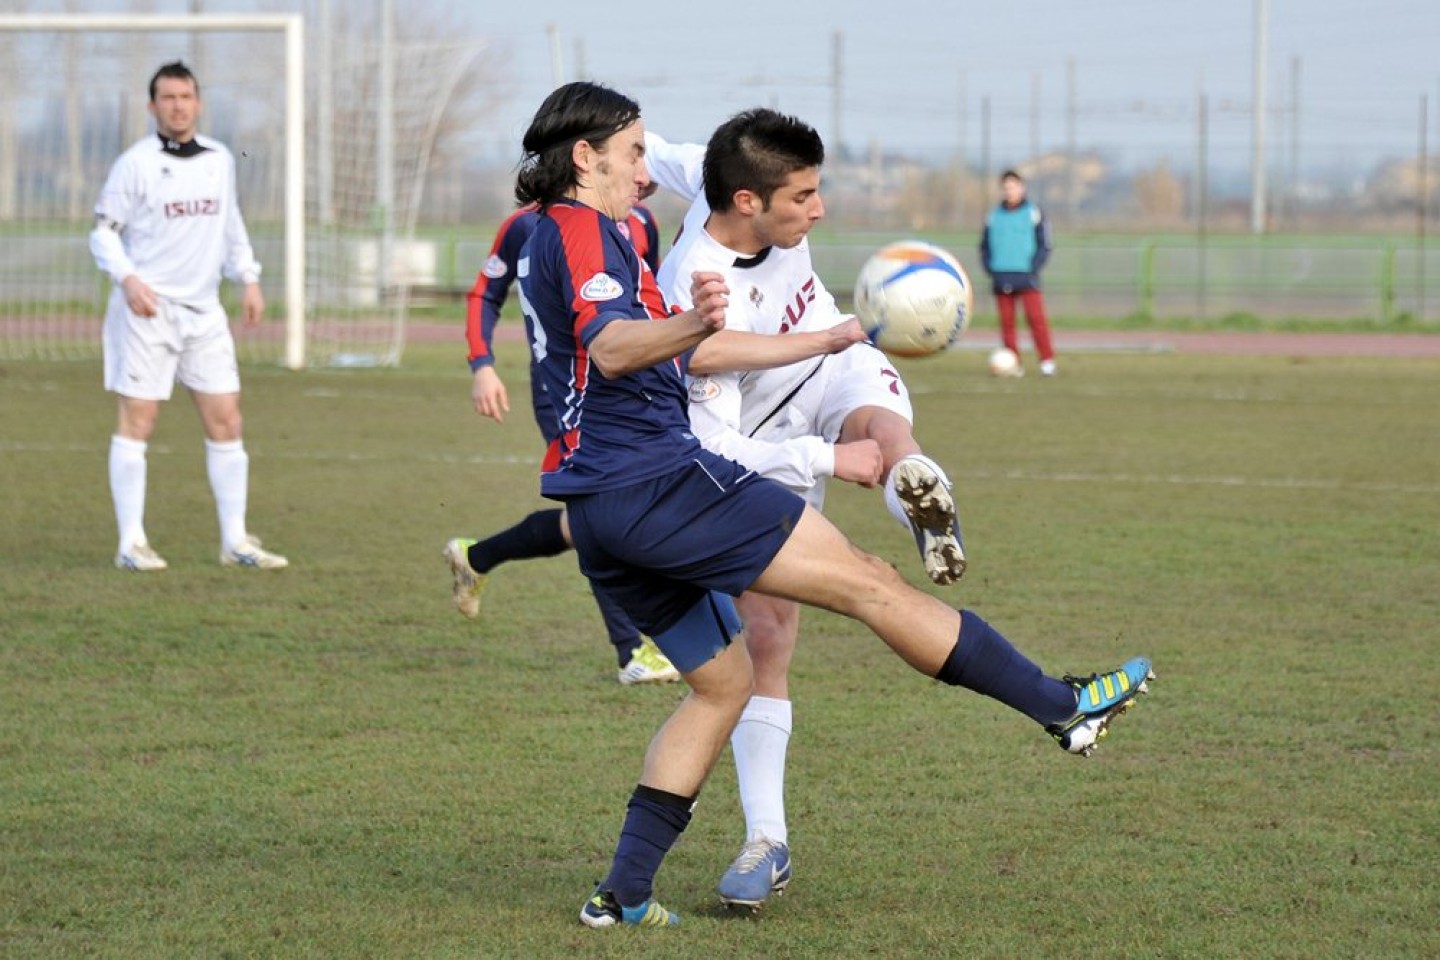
left=731, top=695, right=793, bottom=845
left=883, top=452, right=952, bottom=529
left=205, top=438, right=249, bottom=550
left=109, top=435, right=149, bottom=550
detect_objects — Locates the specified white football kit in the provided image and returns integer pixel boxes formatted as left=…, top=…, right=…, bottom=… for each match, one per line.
left=91, top=133, right=260, bottom=399
left=646, top=132, right=912, bottom=509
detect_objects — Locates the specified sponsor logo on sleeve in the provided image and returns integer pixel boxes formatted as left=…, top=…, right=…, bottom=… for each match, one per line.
left=688, top=376, right=722, bottom=403
left=482, top=255, right=508, bottom=279
left=579, top=273, right=624, bottom=302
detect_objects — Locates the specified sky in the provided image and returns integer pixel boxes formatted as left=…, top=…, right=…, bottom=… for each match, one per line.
left=9, top=0, right=1438, bottom=179
left=463, top=0, right=1440, bottom=176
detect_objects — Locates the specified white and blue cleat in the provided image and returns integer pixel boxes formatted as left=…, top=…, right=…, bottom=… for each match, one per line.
left=717, top=838, right=792, bottom=911
left=1047, top=656, right=1155, bottom=757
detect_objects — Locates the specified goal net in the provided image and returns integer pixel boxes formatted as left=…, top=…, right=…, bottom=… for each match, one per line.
left=0, top=13, right=483, bottom=369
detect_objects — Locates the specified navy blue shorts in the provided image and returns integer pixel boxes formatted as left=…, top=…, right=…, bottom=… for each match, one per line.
left=564, top=450, right=806, bottom=638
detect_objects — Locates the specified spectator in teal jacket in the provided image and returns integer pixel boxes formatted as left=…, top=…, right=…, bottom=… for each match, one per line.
left=980, top=170, right=1056, bottom=375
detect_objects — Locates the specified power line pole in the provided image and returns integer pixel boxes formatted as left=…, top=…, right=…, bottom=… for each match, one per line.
left=1197, top=92, right=1209, bottom=319
left=1250, top=0, right=1268, bottom=234
left=1288, top=56, right=1301, bottom=228
left=831, top=31, right=844, bottom=157
left=546, top=23, right=564, bottom=88
left=377, top=0, right=394, bottom=298
left=957, top=68, right=967, bottom=229
left=1030, top=70, right=1041, bottom=162
left=1420, top=94, right=1428, bottom=323
left=981, top=95, right=992, bottom=207
left=317, top=0, right=333, bottom=224
left=1066, top=58, right=1077, bottom=224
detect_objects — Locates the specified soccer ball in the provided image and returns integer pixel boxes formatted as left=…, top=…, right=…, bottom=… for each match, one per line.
left=853, top=240, right=974, bottom=358
left=988, top=347, right=1022, bottom=377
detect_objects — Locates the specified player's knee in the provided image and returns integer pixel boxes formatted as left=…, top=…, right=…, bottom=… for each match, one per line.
left=207, top=410, right=243, bottom=442
left=688, top=641, right=755, bottom=709
left=834, top=543, right=910, bottom=609
left=117, top=402, right=159, bottom=440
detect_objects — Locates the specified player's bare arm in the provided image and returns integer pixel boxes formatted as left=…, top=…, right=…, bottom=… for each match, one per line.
left=471, top=366, right=510, bottom=423
left=687, top=316, right=867, bottom=376
left=587, top=272, right=729, bottom=378
left=241, top=282, right=265, bottom=327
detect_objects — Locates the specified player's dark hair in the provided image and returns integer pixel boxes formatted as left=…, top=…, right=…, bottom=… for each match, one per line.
left=149, top=61, right=199, bottom=102
left=515, top=82, right=641, bottom=208
left=1000, top=169, right=1024, bottom=184
left=703, top=108, right=825, bottom=213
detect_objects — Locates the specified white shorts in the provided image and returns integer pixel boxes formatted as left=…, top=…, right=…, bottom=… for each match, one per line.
left=102, top=291, right=240, bottom=400
left=752, top=343, right=914, bottom=510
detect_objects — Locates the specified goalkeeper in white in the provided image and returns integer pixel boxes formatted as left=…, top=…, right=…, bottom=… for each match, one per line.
left=89, top=61, right=286, bottom=571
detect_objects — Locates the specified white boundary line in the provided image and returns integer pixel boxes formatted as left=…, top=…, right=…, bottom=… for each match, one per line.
left=3, top=441, right=1436, bottom=494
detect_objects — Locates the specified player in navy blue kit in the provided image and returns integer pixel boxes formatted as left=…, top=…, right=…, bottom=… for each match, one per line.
left=447, top=196, right=678, bottom=684
left=490, top=81, right=1154, bottom=929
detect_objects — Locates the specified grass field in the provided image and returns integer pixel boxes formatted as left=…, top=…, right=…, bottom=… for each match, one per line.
left=3, top=344, right=1438, bottom=958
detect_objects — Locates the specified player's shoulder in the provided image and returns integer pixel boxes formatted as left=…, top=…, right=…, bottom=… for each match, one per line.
left=667, top=227, right=731, bottom=271
left=500, top=203, right=542, bottom=237
left=546, top=202, right=624, bottom=249
left=193, top=134, right=234, bottom=160
left=115, top=135, right=162, bottom=165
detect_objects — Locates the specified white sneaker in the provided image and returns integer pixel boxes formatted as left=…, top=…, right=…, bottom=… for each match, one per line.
left=617, top=638, right=681, bottom=685
left=220, top=534, right=289, bottom=569
left=1040, top=359, right=1058, bottom=376
left=116, top=541, right=168, bottom=572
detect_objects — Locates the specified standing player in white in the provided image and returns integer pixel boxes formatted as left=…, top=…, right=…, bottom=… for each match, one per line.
left=89, top=61, right=287, bottom=572
left=647, top=110, right=967, bottom=908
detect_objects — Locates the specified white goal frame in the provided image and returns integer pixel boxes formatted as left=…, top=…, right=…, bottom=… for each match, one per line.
left=0, top=13, right=307, bottom=369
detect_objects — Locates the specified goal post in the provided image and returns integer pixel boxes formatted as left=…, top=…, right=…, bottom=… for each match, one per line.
left=0, top=13, right=307, bottom=368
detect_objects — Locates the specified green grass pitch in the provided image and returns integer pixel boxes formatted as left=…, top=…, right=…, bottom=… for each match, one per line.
left=2, top=344, right=1438, bottom=958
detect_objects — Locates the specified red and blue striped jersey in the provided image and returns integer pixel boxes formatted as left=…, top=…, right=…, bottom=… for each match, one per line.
left=521, top=199, right=699, bottom=496
left=466, top=203, right=660, bottom=372
left=619, top=203, right=660, bottom=275
left=465, top=204, right=540, bottom=371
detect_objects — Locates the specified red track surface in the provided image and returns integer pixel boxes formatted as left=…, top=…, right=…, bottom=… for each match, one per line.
left=407, top=323, right=1440, bottom=359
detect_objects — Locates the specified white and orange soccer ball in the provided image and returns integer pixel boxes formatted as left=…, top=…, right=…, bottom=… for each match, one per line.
left=853, top=240, right=974, bottom=358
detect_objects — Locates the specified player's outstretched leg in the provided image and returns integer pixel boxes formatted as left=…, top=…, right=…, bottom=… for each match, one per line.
left=935, top=610, right=1154, bottom=757
left=717, top=837, right=792, bottom=911
left=1046, top=657, right=1155, bottom=756
left=444, top=510, right=569, bottom=619
left=887, top=454, right=966, bottom=584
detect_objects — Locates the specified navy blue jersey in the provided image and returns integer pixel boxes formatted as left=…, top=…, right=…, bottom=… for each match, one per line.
left=465, top=205, right=540, bottom=371
left=521, top=199, right=700, bottom=496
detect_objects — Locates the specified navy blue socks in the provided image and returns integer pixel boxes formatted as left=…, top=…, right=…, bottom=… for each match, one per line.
left=467, top=508, right=568, bottom=573
left=604, top=785, right=695, bottom=908
left=935, top=609, right=1077, bottom=727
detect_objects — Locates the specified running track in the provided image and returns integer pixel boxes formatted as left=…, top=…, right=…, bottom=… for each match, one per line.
left=411, top=323, right=1440, bottom=359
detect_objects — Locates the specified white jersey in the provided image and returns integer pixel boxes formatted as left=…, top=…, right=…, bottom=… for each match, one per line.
left=89, top=133, right=260, bottom=309
left=648, top=131, right=853, bottom=495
